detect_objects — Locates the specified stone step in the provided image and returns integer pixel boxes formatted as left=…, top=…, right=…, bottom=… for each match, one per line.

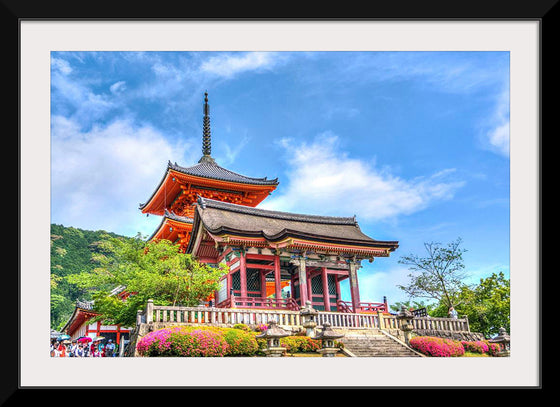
left=340, top=334, right=421, bottom=357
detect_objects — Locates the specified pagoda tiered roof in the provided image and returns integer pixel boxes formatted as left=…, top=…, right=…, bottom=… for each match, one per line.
left=139, top=93, right=278, bottom=218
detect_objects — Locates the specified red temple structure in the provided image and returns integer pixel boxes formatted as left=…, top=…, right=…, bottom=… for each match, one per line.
left=141, top=93, right=398, bottom=313
left=139, top=93, right=278, bottom=253
left=61, top=296, right=132, bottom=346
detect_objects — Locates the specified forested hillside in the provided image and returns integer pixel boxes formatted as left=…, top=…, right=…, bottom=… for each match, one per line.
left=50, top=224, right=134, bottom=330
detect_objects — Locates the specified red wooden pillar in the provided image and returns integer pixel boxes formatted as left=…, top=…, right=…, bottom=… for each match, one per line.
left=274, top=255, right=281, bottom=305
left=349, top=262, right=361, bottom=312
left=321, top=267, right=330, bottom=311
left=297, top=257, right=308, bottom=306
left=335, top=276, right=342, bottom=311
left=240, top=252, right=247, bottom=305
left=307, top=273, right=313, bottom=307
left=260, top=270, right=267, bottom=299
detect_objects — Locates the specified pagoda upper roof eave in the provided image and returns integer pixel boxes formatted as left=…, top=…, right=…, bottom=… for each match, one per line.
left=139, top=161, right=278, bottom=214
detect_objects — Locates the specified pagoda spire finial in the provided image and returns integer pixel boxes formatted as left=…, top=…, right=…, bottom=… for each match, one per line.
left=199, top=91, right=216, bottom=164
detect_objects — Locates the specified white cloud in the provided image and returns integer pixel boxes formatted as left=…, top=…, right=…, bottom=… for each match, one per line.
left=484, top=87, right=510, bottom=157
left=51, top=116, right=191, bottom=236
left=470, top=82, right=510, bottom=158
left=51, top=57, right=73, bottom=75
left=260, top=133, right=464, bottom=220
left=199, top=52, right=286, bottom=78
left=110, top=81, right=126, bottom=94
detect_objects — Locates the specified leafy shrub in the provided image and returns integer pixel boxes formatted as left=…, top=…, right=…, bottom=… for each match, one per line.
left=222, top=328, right=259, bottom=356
left=233, top=323, right=250, bottom=331
left=280, top=336, right=321, bottom=353
left=409, top=336, right=465, bottom=357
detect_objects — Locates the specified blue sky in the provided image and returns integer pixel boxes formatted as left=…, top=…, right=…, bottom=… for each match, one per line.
left=50, top=51, right=510, bottom=307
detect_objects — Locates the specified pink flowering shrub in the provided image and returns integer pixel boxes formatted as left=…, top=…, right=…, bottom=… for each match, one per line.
left=461, top=340, right=502, bottom=356
left=255, top=324, right=268, bottom=333
left=137, top=326, right=259, bottom=357
left=461, top=340, right=489, bottom=354
left=486, top=342, right=502, bottom=356
left=137, top=326, right=229, bottom=357
left=409, top=336, right=465, bottom=357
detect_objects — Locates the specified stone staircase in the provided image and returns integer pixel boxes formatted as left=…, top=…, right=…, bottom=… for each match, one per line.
left=339, top=329, right=423, bottom=357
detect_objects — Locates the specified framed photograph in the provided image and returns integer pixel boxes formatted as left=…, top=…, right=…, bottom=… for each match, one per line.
left=14, top=5, right=547, bottom=395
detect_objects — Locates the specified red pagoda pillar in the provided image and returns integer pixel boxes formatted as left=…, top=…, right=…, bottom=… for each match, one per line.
left=274, top=255, right=281, bottom=304
left=297, top=257, right=308, bottom=306
left=349, top=262, right=361, bottom=312
left=321, top=267, right=330, bottom=311
left=240, top=253, right=247, bottom=306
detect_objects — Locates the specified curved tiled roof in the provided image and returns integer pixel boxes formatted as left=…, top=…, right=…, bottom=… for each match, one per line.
left=191, top=197, right=399, bottom=250
left=139, top=159, right=279, bottom=211
left=197, top=197, right=357, bottom=225
left=168, top=160, right=279, bottom=186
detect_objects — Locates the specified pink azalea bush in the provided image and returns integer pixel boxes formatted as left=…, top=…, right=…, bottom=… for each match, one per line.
left=461, top=340, right=489, bottom=354
left=137, top=325, right=258, bottom=357
left=137, top=326, right=229, bottom=357
left=409, top=336, right=465, bottom=357
left=486, top=342, right=502, bottom=356
left=461, top=340, right=502, bottom=356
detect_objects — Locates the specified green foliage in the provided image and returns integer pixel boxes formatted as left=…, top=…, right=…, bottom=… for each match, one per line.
left=279, top=336, right=322, bottom=353
left=454, top=272, right=510, bottom=338
left=66, top=236, right=227, bottom=327
left=50, top=224, right=131, bottom=329
left=222, top=328, right=260, bottom=356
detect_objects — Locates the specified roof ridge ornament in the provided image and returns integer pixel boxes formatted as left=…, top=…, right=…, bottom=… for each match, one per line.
left=199, top=91, right=216, bottom=164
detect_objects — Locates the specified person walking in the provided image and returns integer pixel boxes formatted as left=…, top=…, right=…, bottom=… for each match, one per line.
left=105, top=339, right=116, bottom=357
left=448, top=306, right=458, bottom=319
left=57, top=341, right=67, bottom=357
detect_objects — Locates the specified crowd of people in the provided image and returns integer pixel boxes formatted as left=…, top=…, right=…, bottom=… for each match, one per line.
left=50, top=338, right=119, bottom=357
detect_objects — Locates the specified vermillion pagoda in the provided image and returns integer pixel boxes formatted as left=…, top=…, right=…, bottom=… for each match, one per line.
left=141, top=93, right=398, bottom=313
left=140, top=92, right=279, bottom=253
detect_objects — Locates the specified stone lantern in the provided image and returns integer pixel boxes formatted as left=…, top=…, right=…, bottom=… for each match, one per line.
left=396, top=305, right=415, bottom=346
left=256, top=320, right=290, bottom=357
left=489, top=327, right=510, bottom=357
left=300, top=300, right=318, bottom=337
left=312, top=323, right=344, bottom=357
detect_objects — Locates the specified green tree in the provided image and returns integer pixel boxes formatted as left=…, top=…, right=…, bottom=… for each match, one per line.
left=66, top=236, right=227, bottom=327
left=398, top=238, right=468, bottom=310
left=456, top=272, right=510, bottom=338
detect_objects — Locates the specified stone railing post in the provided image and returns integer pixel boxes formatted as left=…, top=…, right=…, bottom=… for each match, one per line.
left=146, top=299, right=154, bottom=324
left=377, top=309, right=385, bottom=329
